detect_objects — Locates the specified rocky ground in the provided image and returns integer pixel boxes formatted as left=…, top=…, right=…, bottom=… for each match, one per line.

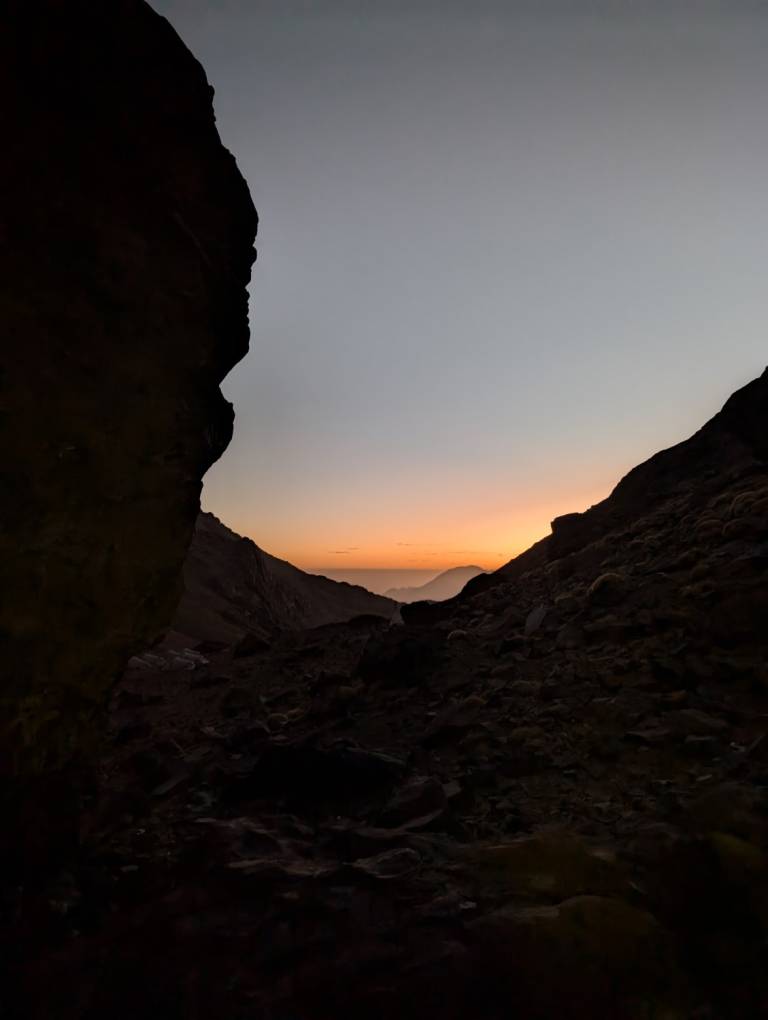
left=12, top=371, right=768, bottom=1019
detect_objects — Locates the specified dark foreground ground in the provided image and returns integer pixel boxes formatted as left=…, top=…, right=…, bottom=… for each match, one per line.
left=13, top=376, right=768, bottom=1017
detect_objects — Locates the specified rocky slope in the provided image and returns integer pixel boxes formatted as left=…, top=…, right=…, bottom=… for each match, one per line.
left=0, top=0, right=257, bottom=863
left=386, top=565, right=485, bottom=603
left=165, top=512, right=395, bottom=647
left=21, top=369, right=768, bottom=1019
left=408, top=366, right=768, bottom=622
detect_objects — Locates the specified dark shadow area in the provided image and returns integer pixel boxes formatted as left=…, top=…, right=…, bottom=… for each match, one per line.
left=3, top=3, right=768, bottom=1019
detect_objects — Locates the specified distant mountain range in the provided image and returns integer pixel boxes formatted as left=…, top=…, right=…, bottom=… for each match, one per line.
left=385, top=565, right=485, bottom=603
left=168, top=513, right=396, bottom=647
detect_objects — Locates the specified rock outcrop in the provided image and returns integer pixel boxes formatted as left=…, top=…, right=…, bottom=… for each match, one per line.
left=0, top=0, right=257, bottom=827
left=167, top=512, right=395, bottom=647
left=405, top=367, right=768, bottom=622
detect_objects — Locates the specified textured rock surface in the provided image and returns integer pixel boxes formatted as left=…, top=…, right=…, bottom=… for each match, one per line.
left=0, top=1, right=257, bottom=781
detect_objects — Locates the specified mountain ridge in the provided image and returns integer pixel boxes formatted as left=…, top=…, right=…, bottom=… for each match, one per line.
left=385, top=564, right=485, bottom=603
left=168, top=512, right=396, bottom=646
left=404, top=366, right=768, bottom=623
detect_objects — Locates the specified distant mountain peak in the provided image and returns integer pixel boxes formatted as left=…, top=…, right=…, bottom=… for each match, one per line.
left=385, top=565, right=485, bottom=603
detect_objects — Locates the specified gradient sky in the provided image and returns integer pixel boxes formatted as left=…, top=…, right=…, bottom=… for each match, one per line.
left=155, top=0, right=767, bottom=576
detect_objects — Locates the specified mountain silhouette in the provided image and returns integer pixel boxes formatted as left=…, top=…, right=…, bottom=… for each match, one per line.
left=168, top=513, right=396, bottom=647
left=385, top=565, right=485, bottom=603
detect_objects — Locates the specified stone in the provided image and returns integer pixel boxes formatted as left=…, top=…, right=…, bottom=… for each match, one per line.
left=624, top=727, right=672, bottom=745
left=233, top=632, right=271, bottom=658
left=490, top=663, right=517, bottom=680
left=666, top=709, right=728, bottom=738
left=151, top=770, right=190, bottom=798
left=422, top=696, right=485, bottom=745
left=468, top=896, right=686, bottom=1019
left=356, top=629, right=445, bottom=687
left=447, top=629, right=469, bottom=642
left=378, top=777, right=447, bottom=828
left=553, top=593, right=580, bottom=614
left=467, top=832, right=626, bottom=901
left=722, top=516, right=766, bottom=541
left=350, top=848, right=421, bottom=880
left=729, top=491, right=761, bottom=517
left=556, top=622, right=584, bottom=649
left=505, top=680, right=539, bottom=697
left=686, top=783, right=768, bottom=844
left=695, top=517, right=724, bottom=541
left=0, top=0, right=257, bottom=825
left=194, top=816, right=285, bottom=864
left=587, top=572, right=629, bottom=606
left=225, top=720, right=272, bottom=750
left=219, top=687, right=256, bottom=719
left=709, top=831, right=768, bottom=908
left=683, top=735, right=721, bottom=756
left=508, top=726, right=546, bottom=743
left=351, top=810, right=445, bottom=844
left=653, top=832, right=768, bottom=941
left=498, top=634, right=527, bottom=654
left=524, top=604, right=548, bottom=635
left=228, top=857, right=338, bottom=881
left=191, top=672, right=231, bottom=690
left=415, top=893, right=477, bottom=920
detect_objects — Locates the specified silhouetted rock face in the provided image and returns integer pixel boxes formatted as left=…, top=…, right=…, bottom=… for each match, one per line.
left=406, top=368, right=768, bottom=621
left=0, top=1, right=257, bottom=779
left=543, top=366, right=768, bottom=565
left=169, top=513, right=395, bottom=645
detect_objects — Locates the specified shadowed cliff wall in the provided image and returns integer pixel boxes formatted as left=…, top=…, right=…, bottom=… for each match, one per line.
left=0, top=1, right=257, bottom=790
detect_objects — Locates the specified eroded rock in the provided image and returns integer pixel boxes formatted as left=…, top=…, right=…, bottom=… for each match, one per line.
left=0, top=0, right=257, bottom=854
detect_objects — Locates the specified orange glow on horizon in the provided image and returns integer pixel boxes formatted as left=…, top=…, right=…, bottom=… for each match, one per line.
left=218, top=478, right=615, bottom=574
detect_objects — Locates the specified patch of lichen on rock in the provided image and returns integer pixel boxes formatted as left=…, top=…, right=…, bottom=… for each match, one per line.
left=0, top=0, right=257, bottom=778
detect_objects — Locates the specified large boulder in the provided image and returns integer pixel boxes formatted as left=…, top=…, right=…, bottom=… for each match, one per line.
left=0, top=0, right=257, bottom=854
left=466, top=832, right=628, bottom=902
left=468, top=895, right=688, bottom=1019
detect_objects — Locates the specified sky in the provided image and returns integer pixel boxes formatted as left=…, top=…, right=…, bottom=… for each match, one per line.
left=155, top=0, right=767, bottom=581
